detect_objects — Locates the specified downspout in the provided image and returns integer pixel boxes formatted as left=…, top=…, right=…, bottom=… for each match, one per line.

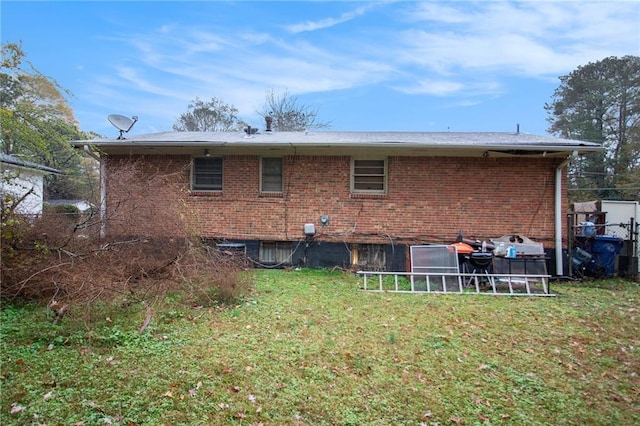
left=83, top=145, right=106, bottom=239
left=555, top=151, right=577, bottom=276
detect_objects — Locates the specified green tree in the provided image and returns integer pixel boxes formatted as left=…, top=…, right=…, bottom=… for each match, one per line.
left=545, top=55, right=640, bottom=201
left=1, top=41, right=95, bottom=201
left=173, top=97, right=244, bottom=131
left=259, top=89, right=331, bottom=132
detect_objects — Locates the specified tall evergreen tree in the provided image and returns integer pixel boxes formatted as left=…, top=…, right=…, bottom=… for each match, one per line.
left=545, top=56, right=640, bottom=201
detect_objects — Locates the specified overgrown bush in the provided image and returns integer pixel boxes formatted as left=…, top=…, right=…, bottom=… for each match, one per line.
left=1, top=159, right=252, bottom=325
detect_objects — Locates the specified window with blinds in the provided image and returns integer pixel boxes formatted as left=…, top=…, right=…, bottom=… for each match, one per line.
left=261, top=157, right=283, bottom=192
left=259, top=241, right=292, bottom=264
left=192, top=157, right=223, bottom=191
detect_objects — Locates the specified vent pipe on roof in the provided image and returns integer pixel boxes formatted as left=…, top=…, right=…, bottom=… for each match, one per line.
left=244, top=126, right=258, bottom=136
left=265, top=116, right=273, bottom=132
left=516, top=124, right=520, bottom=134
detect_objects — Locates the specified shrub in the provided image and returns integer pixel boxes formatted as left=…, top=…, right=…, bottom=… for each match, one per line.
left=0, top=159, right=252, bottom=325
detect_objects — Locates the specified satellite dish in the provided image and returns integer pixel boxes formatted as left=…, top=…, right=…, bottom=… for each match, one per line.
left=108, top=114, right=138, bottom=139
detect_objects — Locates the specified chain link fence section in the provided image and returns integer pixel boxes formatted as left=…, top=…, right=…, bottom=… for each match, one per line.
left=602, top=221, right=636, bottom=241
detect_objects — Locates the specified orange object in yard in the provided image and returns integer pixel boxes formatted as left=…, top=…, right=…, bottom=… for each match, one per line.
left=451, top=242, right=474, bottom=254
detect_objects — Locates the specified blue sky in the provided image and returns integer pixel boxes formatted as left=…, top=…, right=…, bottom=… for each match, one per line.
left=2, top=1, right=639, bottom=138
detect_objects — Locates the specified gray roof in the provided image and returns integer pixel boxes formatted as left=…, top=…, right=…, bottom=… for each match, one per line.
left=75, top=131, right=600, bottom=149
left=0, top=153, right=63, bottom=174
left=76, top=131, right=602, bottom=152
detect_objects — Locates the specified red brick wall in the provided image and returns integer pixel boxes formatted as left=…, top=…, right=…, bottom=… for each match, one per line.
left=105, top=154, right=566, bottom=247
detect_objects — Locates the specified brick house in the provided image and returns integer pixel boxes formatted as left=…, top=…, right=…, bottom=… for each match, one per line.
left=75, top=130, right=601, bottom=276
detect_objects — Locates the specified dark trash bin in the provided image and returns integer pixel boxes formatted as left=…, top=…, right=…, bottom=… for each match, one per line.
left=571, top=247, right=593, bottom=274
left=586, top=235, right=624, bottom=277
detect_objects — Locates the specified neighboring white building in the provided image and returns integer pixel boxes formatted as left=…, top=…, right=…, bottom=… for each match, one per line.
left=0, top=153, right=62, bottom=216
left=601, top=200, right=639, bottom=229
left=602, top=200, right=640, bottom=276
left=574, top=199, right=639, bottom=236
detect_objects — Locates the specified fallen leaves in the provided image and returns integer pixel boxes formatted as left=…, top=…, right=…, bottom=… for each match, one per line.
left=477, top=413, right=490, bottom=423
left=10, top=402, right=26, bottom=414
left=3, top=270, right=638, bottom=425
left=188, top=381, right=202, bottom=397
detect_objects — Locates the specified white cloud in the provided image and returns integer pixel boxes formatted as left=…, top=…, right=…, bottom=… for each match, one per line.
left=394, top=78, right=502, bottom=98
left=398, top=1, right=640, bottom=78
left=114, top=66, right=177, bottom=97
left=284, top=3, right=379, bottom=34
left=94, top=0, right=639, bottom=110
left=405, top=2, right=475, bottom=25
left=70, top=1, right=639, bottom=134
left=112, top=25, right=395, bottom=101
left=395, top=79, right=463, bottom=96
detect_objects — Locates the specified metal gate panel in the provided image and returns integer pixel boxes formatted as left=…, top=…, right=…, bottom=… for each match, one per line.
left=410, top=245, right=461, bottom=292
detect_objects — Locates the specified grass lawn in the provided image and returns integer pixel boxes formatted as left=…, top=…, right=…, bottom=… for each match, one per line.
left=1, top=269, right=639, bottom=425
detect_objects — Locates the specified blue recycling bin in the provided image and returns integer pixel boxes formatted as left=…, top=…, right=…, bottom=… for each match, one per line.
left=586, top=235, right=624, bottom=277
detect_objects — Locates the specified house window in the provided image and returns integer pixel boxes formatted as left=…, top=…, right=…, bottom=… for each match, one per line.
left=261, top=157, right=283, bottom=192
left=351, top=159, right=387, bottom=193
left=351, top=244, right=386, bottom=271
left=192, top=157, right=222, bottom=191
left=259, top=241, right=292, bottom=264
left=352, top=244, right=386, bottom=270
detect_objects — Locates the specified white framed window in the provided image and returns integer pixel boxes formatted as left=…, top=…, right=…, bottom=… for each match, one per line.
left=259, top=241, right=292, bottom=263
left=261, top=157, right=283, bottom=193
left=351, top=158, right=387, bottom=193
left=192, top=157, right=222, bottom=191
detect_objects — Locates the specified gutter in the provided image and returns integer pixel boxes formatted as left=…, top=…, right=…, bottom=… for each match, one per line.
left=0, top=154, right=63, bottom=175
left=83, top=145, right=106, bottom=239
left=555, top=151, right=577, bottom=275
left=71, top=140, right=603, bottom=152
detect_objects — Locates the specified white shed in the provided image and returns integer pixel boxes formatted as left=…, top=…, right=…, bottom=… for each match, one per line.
left=0, top=154, right=62, bottom=216
left=601, top=200, right=640, bottom=229
left=601, top=200, right=639, bottom=278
